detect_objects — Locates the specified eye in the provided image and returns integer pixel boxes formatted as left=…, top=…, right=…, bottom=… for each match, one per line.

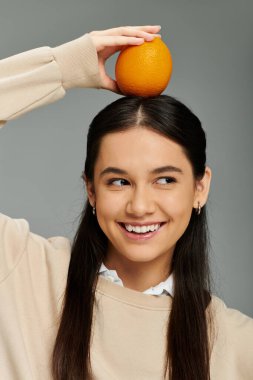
left=107, top=178, right=129, bottom=187
left=156, top=177, right=176, bottom=185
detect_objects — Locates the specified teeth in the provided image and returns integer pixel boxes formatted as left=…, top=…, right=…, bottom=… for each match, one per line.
left=124, top=223, right=161, bottom=233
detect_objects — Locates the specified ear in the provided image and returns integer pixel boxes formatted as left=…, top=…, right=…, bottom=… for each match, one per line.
left=193, top=166, right=212, bottom=209
left=83, top=173, right=96, bottom=207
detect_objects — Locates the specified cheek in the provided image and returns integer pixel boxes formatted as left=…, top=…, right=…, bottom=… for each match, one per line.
left=161, top=189, right=194, bottom=220
left=96, top=190, right=123, bottom=220
left=162, top=192, right=194, bottom=243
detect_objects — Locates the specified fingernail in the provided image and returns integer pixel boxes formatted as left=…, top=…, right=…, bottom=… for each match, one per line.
left=145, top=35, right=155, bottom=41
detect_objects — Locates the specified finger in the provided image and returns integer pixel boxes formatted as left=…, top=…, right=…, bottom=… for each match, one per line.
left=90, top=25, right=161, bottom=37
left=109, top=25, right=161, bottom=35
left=96, top=35, right=149, bottom=50
left=126, top=25, right=161, bottom=32
left=115, top=27, right=161, bottom=41
left=102, top=75, right=122, bottom=94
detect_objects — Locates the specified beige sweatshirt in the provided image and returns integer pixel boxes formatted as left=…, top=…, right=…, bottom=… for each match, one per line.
left=0, top=34, right=253, bottom=380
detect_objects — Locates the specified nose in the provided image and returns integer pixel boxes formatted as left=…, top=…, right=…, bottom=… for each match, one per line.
left=125, top=185, right=156, bottom=217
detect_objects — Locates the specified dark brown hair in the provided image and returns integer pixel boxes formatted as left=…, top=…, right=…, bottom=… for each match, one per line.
left=52, top=95, right=213, bottom=380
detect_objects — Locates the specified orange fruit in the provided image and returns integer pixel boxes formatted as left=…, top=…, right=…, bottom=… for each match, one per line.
left=115, top=37, right=172, bottom=97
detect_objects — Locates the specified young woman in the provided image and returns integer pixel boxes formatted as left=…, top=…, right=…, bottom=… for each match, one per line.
left=0, top=26, right=252, bottom=380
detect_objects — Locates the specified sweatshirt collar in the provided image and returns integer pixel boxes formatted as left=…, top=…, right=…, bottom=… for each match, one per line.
left=99, top=262, right=174, bottom=297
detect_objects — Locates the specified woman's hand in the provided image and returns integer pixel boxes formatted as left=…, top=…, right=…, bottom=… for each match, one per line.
left=88, top=25, right=161, bottom=94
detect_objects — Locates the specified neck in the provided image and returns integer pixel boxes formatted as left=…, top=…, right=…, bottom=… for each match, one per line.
left=104, top=246, right=173, bottom=292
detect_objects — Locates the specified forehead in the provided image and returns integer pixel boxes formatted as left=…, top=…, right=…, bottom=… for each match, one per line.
left=95, top=127, right=192, bottom=173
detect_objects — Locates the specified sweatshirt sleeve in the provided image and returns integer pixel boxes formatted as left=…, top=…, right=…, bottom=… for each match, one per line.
left=226, top=306, right=253, bottom=378
left=0, top=34, right=102, bottom=279
left=0, top=33, right=102, bottom=127
left=212, top=297, right=253, bottom=378
left=0, top=213, right=30, bottom=283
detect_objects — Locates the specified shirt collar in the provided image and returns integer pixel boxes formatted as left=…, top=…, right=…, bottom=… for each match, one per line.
left=99, top=262, right=174, bottom=297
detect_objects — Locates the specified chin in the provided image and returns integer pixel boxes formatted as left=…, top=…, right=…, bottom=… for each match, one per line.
left=118, top=247, right=168, bottom=263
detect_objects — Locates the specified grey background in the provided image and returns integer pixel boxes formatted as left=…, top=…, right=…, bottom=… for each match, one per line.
left=0, top=0, right=252, bottom=316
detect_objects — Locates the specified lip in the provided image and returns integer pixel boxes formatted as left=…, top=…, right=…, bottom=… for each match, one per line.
left=118, top=221, right=165, bottom=227
left=117, top=222, right=166, bottom=241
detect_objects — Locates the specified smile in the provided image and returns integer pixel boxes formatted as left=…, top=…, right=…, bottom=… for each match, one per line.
left=124, top=223, right=160, bottom=233
left=117, top=222, right=166, bottom=241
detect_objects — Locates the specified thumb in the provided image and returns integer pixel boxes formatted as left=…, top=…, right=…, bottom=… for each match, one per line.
left=102, top=75, right=123, bottom=94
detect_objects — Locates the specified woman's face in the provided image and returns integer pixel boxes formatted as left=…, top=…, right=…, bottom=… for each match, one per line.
left=86, top=127, right=211, bottom=269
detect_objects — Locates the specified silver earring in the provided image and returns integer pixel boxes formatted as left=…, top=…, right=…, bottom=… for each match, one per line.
left=196, top=201, right=201, bottom=215
left=92, top=206, right=96, bottom=215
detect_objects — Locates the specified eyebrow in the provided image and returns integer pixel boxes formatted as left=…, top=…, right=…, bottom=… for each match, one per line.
left=99, top=165, right=183, bottom=178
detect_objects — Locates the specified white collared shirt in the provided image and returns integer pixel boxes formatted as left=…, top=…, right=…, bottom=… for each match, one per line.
left=99, top=263, right=174, bottom=297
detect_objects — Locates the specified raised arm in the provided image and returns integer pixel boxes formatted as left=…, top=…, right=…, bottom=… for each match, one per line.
left=0, top=25, right=161, bottom=281
left=0, top=34, right=101, bottom=127
left=0, top=26, right=161, bottom=127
